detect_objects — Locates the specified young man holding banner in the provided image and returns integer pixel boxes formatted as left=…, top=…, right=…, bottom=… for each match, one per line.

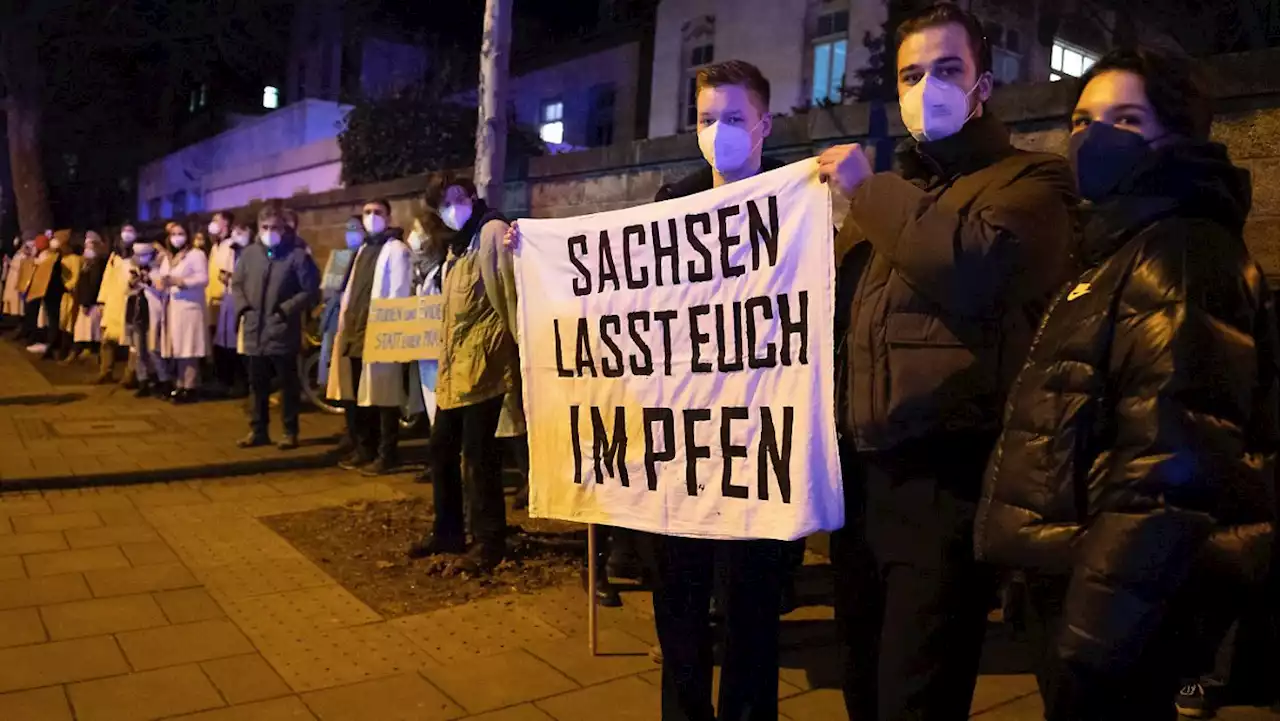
left=514, top=59, right=846, bottom=721
left=816, top=4, right=1079, bottom=719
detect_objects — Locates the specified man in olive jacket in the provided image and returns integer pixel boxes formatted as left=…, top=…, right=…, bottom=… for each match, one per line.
left=817, top=4, right=1078, bottom=720
left=234, top=204, right=320, bottom=451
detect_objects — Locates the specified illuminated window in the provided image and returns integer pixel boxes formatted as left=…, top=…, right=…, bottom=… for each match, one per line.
left=1050, top=40, right=1098, bottom=82
left=811, top=10, right=850, bottom=104
left=263, top=86, right=280, bottom=109
left=540, top=100, right=564, bottom=145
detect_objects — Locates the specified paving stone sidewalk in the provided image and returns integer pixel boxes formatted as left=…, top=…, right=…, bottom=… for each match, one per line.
left=0, top=340, right=409, bottom=489
left=0, top=471, right=1272, bottom=721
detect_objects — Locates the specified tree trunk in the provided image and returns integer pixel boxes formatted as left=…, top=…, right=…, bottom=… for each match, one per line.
left=1, top=28, right=53, bottom=234
left=474, top=0, right=512, bottom=209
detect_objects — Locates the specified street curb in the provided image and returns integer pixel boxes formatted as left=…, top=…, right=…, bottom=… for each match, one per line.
left=0, top=439, right=430, bottom=492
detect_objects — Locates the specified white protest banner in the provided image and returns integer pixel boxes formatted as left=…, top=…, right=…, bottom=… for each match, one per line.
left=515, top=159, right=843, bottom=541
left=361, top=296, right=443, bottom=363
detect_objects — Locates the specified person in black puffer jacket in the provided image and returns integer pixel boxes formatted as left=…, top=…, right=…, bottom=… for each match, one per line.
left=975, top=47, right=1280, bottom=721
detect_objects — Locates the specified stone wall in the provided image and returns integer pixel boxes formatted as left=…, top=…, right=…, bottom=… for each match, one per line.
left=187, top=49, right=1280, bottom=277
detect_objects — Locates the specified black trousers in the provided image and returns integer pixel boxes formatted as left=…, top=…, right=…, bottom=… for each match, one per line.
left=214, top=345, right=247, bottom=393
left=429, top=396, right=505, bottom=549
left=343, top=358, right=399, bottom=462
left=833, top=446, right=995, bottom=721
left=248, top=354, right=300, bottom=438
left=648, top=534, right=785, bottom=721
left=1024, top=575, right=1183, bottom=721
left=42, top=291, right=63, bottom=348
left=21, top=298, right=40, bottom=338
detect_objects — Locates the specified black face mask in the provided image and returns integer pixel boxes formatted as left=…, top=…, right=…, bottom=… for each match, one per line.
left=1068, top=122, right=1154, bottom=202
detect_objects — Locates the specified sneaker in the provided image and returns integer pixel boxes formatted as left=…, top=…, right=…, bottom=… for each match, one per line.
left=360, top=457, right=397, bottom=477
left=1176, top=683, right=1213, bottom=718
left=338, top=452, right=372, bottom=471
left=237, top=433, right=272, bottom=449
left=134, top=383, right=153, bottom=399
left=407, top=536, right=466, bottom=559
left=277, top=435, right=299, bottom=451
left=25, top=343, right=46, bottom=354
left=581, top=569, right=622, bottom=608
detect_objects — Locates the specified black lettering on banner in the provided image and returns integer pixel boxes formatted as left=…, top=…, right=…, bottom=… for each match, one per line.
left=575, top=317, right=598, bottom=377
left=597, top=230, right=621, bottom=293
left=779, top=291, right=809, bottom=366
left=622, top=225, right=649, bottom=290
left=759, top=406, right=794, bottom=503
left=745, top=296, right=778, bottom=369
left=718, top=205, right=744, bottom=278
left=554, top=319, right=574, bottom=377
left=688, top=305, right=712, bottom=373
left=627, top=312, right=654, bottom=376
left=685, top=213, right=713, bottom=282
left=600, top=315, right=625, bottom=378
left=652, top=219, right=681, bottom=286
left=715, top=302, right=745, bottom=373
left=591, top=407, right=629, bottom=487
left=654, top=310, right=678, bottom=376
left=643, top=407, right=675, bottom=491
left=683, top=408, right=712, bottom=496
left=569, top=235, right=591, bottom=297
left=747, top=196, right=780, bottom=270
left=570, top=405, right=583, bottom=485
left=720, top=407, right=750, bottom=499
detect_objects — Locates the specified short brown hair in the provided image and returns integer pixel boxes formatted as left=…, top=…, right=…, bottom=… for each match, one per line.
left=257, top=202, right=287, bottom=226
left=696, top=60, right=771, bottom=113
left=424, top=172, right=478, bottom=212
left=896, top=2, right=992, bottom=75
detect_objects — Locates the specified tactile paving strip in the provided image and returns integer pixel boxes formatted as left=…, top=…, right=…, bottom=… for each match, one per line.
left=195, top=557, right=336, bottom=601
left=222, top=585, right=383, bottom=643
left=254, top=623, right=439, bottom=693
left=390, top=596, right=569, bottom=664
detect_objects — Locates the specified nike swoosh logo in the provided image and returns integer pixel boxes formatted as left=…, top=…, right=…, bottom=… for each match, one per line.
left=1067, top=284, right=1091, bottom=301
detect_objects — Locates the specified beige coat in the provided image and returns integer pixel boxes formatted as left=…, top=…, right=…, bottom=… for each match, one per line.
left=326, top=239, right=424, bottom=413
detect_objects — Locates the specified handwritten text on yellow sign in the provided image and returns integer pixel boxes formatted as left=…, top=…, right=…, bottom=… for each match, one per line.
left=361, top=296, right=443, bottom=362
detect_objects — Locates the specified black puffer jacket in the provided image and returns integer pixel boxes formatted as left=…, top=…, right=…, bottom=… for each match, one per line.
left=976, top=140, right=1280, bottom=671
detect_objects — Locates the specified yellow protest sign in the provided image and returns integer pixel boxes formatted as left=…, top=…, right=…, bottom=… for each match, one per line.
left=361, top=296, right=443, bottom=362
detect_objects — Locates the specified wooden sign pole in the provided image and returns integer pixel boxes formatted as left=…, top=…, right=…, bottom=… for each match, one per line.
left=587, top=523, right=599, bottom=655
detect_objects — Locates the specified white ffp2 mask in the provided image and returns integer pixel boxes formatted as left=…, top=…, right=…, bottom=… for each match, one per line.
left=441, top=204, right=472, bottom=232
left=900, top=74, right=980, bottom=142
left=697, top=121, right=762, bottom=175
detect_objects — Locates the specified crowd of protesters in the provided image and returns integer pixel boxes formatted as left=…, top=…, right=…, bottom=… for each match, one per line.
left=3, top=2, right=1279, bottom=720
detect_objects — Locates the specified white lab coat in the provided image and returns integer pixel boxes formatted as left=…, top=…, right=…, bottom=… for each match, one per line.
left=159, top=248, right=209, bottom=359
left=326, top=239, right=424, bottom=412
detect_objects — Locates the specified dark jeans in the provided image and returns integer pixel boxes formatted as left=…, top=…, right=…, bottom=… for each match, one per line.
left=21, top=298, right=40, bottom=338
left=648, top=534, right=785, bottom=721
left=833, top=446, right=995, bottom=721
left=1024, top=575, right=1183, bottom=721
left=343, top=358, right=399, bottom=462
left=248, top=353, right=300, bottom=438
left=429, top=396, right=505, bottom=549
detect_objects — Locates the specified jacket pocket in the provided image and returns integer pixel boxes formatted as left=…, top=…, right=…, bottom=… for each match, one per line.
left=884, top=312, right=998, bottom=430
